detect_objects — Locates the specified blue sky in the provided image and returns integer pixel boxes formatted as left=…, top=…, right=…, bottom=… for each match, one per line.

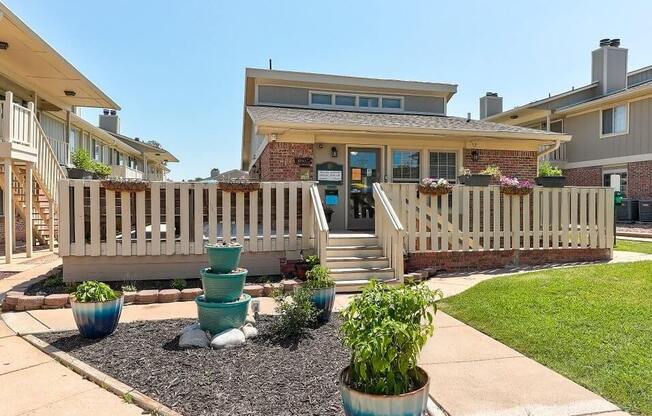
left=5, top=0, right=652, bottom=180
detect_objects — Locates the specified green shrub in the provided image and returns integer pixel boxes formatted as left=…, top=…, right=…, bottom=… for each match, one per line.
left=538, top=161, right=563, bottom=177
left=74, top=281, right=119, bottom=303
left=171, top=278, right=187, bottom=291
left=304, top=265, right=334, bottom=290
left=341, top=280, right=442, bottom=395
left=91, top=160, right=112, bottom=177
left=305, top=255, right=320, bottom=270
left=121, top=283, right=137, bottom=292
left=272, top=287, right=319, bottom=338
left=71, top=148, right=93, bottom=171
left=480, top=165, right=502, bottom=177
left=43, top=274, right=63, bottom=288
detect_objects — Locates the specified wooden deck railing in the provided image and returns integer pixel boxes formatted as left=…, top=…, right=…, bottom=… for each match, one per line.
left=381, top=184, right=614, bottom=252
left=58, top=180, right=315, bottom=257
left=373, top=183, right=405, bottom=279
left=309, top=183, right=328, bottom=265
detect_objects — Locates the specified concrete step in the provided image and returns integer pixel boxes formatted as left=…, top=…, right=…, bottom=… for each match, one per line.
left=328, top=233, right=378, bottom=247
left=335, top=278, right=400, bottom=293
left=326, top=245, right=384, bottom=257
left=326, top=256, right=389, bottom=269
left=330, top=266, right=395, bottom=281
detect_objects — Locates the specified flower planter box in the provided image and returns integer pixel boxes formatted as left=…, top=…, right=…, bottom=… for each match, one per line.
left=535, top=176, right=566, bottom=188
left=457, top=174, right=492, bottom=186
left=339, top=366, right=430, bottom=416
left=500, top=186, right=533, bottom=196
left=418, top=185, right=452, bottom=195
left=217, top=182, right=260, bottom=192
left=71, top=295, right=124, bottom=338
left=67, top=168, right=93, bottom=180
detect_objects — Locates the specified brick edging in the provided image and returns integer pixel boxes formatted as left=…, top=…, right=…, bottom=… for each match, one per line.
left=22, top=334, right=183, bottom=416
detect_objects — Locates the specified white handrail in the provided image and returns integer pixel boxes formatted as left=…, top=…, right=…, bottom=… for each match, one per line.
left=32, top=113, right=66, bottom=205
left=373, top=183, right=405, bottom=280
left=309, top=184, right=329, bottom=265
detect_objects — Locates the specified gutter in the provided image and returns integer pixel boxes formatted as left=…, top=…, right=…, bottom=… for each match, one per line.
left=537, top=139, right=561, bottom=159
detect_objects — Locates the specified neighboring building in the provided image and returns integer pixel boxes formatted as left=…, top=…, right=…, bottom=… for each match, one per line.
left=198, top=168, right=249, bottom=182
left=0, top=3, right=177, bottom=261
left=482, top=39, right=652, bottom=200
left=241, top=68, right=569, bottom=231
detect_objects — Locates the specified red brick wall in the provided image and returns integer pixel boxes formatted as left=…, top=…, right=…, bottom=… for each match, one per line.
left=406, top=248, right=611, bottom=273
left=627, top=160, right=652, bottom=199
left=0, top=215, right=26, bottom=250
left=249, top=142, right=314, bottom=181
left=564, top=166, right=602, bottom=187
left=463, top=149, right=538, bottom=182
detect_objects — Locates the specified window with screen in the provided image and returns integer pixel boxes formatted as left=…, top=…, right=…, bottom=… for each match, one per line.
left=392, top=150, right=420, bottom=182
left=601, top=105, right=627, bottom=136
left=429, top=152, right=457, bottom=180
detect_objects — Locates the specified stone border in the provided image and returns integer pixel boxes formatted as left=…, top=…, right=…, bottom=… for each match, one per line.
left=1, top=279, right=303, bottom=312
left=22, top=334, right=183, bottom=416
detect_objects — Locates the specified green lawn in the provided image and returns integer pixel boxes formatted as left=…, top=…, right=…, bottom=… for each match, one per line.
left=438, top=262, right=652, bottom=415
left=615, top=239, right=652, bottom=254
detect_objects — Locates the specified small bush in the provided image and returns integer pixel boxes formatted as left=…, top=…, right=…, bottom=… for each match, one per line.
left=538, top=161, right=563, bottom=177
left=43, top=274, right=63, bottom=288
left=91, top=160, right=112, bottom=177
left=304, top=265, right=334, bottom=290
left=305, top=255, right=320, bottom=270
left=272, top=287, right=319, bottom=338
left=171, top=278, right=187, bottom=291
left=74, top=281, right=119, bottom=303
left=71, top=148, right=93, bottom=171
left=121, top=283, right=137, bottom=292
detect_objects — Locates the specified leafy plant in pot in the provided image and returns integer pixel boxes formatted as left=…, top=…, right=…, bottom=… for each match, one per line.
left=68, top=148, right=95, bottom=179
left=304, top=265, right=335, bottom=322
left=340, top=280, right=442, bottom=416
left=71, top=281, right=124, bottom=338
left=536, top=161, right=566, bottom=187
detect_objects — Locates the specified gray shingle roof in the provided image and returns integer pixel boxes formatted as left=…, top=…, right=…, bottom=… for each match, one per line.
left=247, top=106, right=564, bottom=138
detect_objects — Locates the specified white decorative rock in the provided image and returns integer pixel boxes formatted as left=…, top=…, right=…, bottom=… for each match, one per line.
left=245, top=314, right=256, bottom=325
left=241, top=324, right=258, bottom=339
left=179, top=327, right=210, bottom=349
left=211, top=328, right=246, bottom=349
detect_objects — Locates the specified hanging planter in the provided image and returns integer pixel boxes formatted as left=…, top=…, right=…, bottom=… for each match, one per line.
left=418, top=178, right=453, bottom=195
left=217, top=181, right=260, bottom=192
left=499, top=176, right=534, bottom=196
left=101, top=179, right=150, bottom=192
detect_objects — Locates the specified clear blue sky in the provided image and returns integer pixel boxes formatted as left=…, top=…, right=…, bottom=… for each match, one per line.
left=5, top=0, right=652, bottom=180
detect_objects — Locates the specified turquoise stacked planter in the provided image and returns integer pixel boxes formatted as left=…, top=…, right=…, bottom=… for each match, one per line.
left=196, top=244, right=250, bottom=335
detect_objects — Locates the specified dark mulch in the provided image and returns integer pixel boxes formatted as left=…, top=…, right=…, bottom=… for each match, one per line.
left=38, top=316, right=350, bottom=416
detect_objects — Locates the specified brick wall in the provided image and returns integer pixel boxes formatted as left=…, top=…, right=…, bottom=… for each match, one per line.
left=564, top=166, right=602, bottom=187
left=406, top=248, right=611, bottom=273
left=249, top=142, right=314, bottom=181
left=463, top=149, right=538, bottom=181
left=0, top=215, right=26, bottom=250
left=626, top=160, right=652, bottom=199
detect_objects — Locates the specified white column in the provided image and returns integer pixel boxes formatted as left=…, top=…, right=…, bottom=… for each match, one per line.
left=27, top=102, right=35, bottom=148
left=49, top=198, right=55, bottom=251
left=4, top=159, right=13, bottom=263
left=24, top=162, right=33, bottom=257
left=143, top=157, right=148, bottom=180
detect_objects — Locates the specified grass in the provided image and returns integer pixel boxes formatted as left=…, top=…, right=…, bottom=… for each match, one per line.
left=615, top=238, right=652, bottom=254
left=438, top=261, right=652, bottom=415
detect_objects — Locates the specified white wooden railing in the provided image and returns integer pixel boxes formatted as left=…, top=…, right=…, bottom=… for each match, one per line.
left=373, top=183, right=405, bottom=279
left=1, top=93, right=34, bottom=147
left=58, top=180, right=315, bottom=257
left=49, top=137, right=69, bottom=166
left=309, top=183, right=328, bottom=265
left=111, top=165, right=144, bottom=179
left=382, top=184, right=614, bottom=252
left=33, top=116, right=66, bottom=206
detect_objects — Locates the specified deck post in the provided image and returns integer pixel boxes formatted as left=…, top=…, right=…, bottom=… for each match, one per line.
left=2, top=91, right=13, bottom=141
left=4, top=158, right=13, bottom=263
left=25, top=162, right=33, bottom=257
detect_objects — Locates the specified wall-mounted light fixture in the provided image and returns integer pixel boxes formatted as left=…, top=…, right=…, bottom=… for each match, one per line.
left=318, top=144, right=323, bottom=149
left=470, top=150, right=480, bottom=162
left=331, top=146, right=338, bottom=158
left=0, top=41, right=9, bottom=50
left=64, top=90, right=76, bottom=97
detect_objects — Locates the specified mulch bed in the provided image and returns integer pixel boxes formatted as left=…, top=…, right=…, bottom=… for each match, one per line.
left=38, top=316, right=350, bottom=416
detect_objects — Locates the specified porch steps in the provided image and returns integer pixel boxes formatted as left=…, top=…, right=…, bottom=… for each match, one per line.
left=326, top=233, right=396, bottom=292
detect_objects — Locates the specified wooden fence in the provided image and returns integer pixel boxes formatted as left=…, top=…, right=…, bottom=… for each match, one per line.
left=58, top=180, right=314, bottom=257
left=382, top=184, right=614, bottom=252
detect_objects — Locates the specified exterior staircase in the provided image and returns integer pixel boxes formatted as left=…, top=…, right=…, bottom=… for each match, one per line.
left=326, top=233, right=400, bottom=292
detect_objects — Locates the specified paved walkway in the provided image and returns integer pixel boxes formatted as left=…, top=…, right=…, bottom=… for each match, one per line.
left=2, top=252, right=643, bottom=416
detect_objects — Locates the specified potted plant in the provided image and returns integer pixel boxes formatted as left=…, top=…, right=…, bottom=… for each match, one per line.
left=304, top=265, right=335, bottom=322
left=457, top=165, right=501, bottom=186
left=418, top=177, right=452, bottom=195
left=205, top=241, right=242, bottom=273
left=91, top=160, right=112, bottom=179
left=340, top=281, right=441, bottom=416
left=536, top=161, right=566, bottom=187
left=68, top=148, right=94, bottom=179
left=71, top=281, right=124, bottom=338
left=499, top=175, right=534, bottom=196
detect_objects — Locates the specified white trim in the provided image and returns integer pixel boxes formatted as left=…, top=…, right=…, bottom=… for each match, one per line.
left=564, top=153, right=652, bottom=169
left=309, top=90, right=405, bottom=112
left=599, top=103, right=629, bottom=138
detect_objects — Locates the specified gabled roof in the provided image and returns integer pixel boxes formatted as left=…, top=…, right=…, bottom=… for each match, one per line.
left=107, top=131, right=179, bottom=163
left=0, top=3, right=119, bottom=110
left=247, top=106, right=570, bottom=142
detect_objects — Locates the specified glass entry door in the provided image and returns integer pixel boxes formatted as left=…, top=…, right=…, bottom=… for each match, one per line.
left=348, top=148, right=380, bottom=230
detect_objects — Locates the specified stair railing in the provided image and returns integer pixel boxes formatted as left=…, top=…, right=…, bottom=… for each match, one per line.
left=373, top=183, right=405, bottom=280
left=309, top=183, right=329, bottom=266
left=32, top=110, right=66, bottom=206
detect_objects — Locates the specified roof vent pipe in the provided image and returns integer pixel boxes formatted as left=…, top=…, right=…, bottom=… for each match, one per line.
left=599, top=38, right=611, bottom=47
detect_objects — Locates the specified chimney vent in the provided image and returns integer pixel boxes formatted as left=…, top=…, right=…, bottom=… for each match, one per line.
left=103, top=109, right=110, bottom=115
left=486, top=92, right=498, bottom=97
left=599, top=38, right=611, bottom=47
left=99, top=110, right=120, bottom=134
left=479, top=92, right=503, bottom=119
left=592, top=38, right=627, bottom=95
left=610, top=38, right=621, bottom=47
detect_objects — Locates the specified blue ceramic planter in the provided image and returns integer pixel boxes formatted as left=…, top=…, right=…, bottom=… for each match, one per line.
left=339, top=366, right=430, bottom=416
left=206, top=244, right=242, bottom=273
left=201, top=267, right=247, bottom=303
left=196, top=294, right=251, bottom=335
left=310, top=286, right=336, bottom=322
left=71, top=296, right=124, bottom=338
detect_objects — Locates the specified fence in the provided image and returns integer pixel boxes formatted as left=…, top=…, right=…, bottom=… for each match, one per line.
left=382, top=183, right=614, bottom=253
left=58, top=180, right=314, bottom=257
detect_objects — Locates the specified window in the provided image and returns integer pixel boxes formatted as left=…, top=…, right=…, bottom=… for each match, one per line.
left=392, top=150, right=420, bottom=182
left=603, top=169, right=628, bottom=196
left=429, top=151, right=457, bottom=180
left=71, top=128, right=81, bottom=150
left=601, top=105, right=628, bottom=136
left=382, top=97, right=402, bottom=109
left=311, top=93, right=332, bottom=105
left=549, top=119, right=563, bottom=133
left=335, top=95, right=356, bottom=106
left=359, top=97, right=379, bottom=108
